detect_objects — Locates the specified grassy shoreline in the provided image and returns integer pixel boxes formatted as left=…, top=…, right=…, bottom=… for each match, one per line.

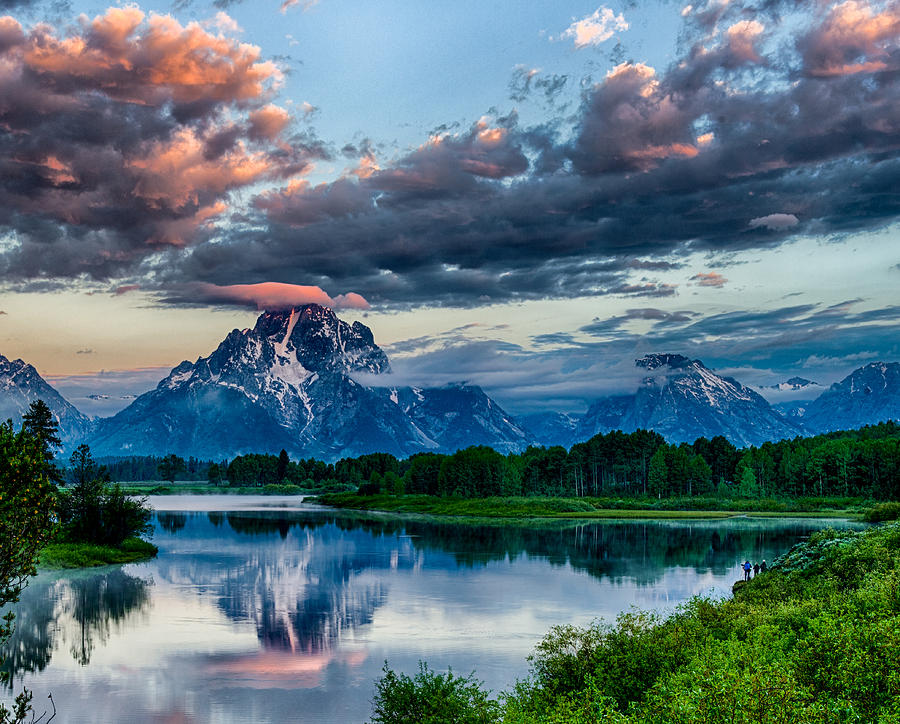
left=313, top=492, right=864, bottom=520
left=371, top=522, right=900, bottom=722
left=37, top=537, right=158, bottom=569
left=118, top=481, right=349, bottom=496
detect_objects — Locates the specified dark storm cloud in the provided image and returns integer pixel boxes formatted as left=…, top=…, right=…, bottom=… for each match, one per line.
left=154, top=0, right=900, bottom=306
left=0, top=8, right=315, bottom=281
left=2, top=1, right=900, bottom=310
left=0, top=0, right=45, bottom=9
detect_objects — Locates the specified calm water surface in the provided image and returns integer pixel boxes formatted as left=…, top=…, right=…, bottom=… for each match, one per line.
left=2, top=496, right=863, bottom=723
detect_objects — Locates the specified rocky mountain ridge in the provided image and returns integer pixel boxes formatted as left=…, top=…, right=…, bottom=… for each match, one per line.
left=0, top=353, right=91, bottom=447
left=801, top=362, right=900, bottom=434
left=0, top=311, right=897, bottom=458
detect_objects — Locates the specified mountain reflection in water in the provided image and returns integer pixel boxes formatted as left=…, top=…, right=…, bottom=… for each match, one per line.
left=0, top=502, right=862, bottom=723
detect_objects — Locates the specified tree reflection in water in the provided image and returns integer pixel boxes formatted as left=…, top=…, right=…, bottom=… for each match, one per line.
left=152, top=510, right=853, bottom=662
left=1, top=569, right=150, bottom=685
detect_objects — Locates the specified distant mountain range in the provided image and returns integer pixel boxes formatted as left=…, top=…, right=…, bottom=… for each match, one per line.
left=1, top=306, right=898, bottom=459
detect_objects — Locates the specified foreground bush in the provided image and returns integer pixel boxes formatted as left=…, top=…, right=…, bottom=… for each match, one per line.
left=58, top=445, right=153, bottom=546
left=372, top=523, right=900, bottom=723
left=370, top=662, right=499, bottom=724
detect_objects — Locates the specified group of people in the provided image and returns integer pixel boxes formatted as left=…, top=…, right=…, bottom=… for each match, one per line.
left=741, top=559, right=767, bottom=580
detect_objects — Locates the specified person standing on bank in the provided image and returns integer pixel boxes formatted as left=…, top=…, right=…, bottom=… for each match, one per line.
left=743, top=560, right=752, bottom=581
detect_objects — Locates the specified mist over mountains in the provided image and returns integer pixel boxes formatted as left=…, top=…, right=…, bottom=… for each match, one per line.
left=1, top=306, right=897, bottom=460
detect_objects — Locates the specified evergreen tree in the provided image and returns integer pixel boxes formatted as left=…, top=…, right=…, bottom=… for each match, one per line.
left=21, top=399, right=62, bottom=484
left=65, top=447, right=106, bottom=542
left=277, top=449, right=290, bottom=482
left=21, top=399, right=61, bottom=453
left=689, top=454, right=713, bottom=496
left=648, top=448, right=668, bottom=498
left=68, top=444, right=96, bottom=488
left=738, top=467, right=758, bottom=498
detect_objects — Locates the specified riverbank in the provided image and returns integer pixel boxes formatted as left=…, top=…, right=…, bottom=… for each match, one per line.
left=119, top=481, right=351, bottom=496
left=371, top=521, right=900, bottom=722
left=314, top=492, right=864, bottom=520
left=38, top=537, right=158, bottom=569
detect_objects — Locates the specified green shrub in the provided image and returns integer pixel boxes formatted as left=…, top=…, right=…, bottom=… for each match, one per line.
left=370, top=662, right=499, bottom=724
left=864, top=501, right=900, bottom=522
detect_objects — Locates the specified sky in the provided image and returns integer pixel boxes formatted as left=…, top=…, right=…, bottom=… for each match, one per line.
left=0, top=0, right=898, bottom=417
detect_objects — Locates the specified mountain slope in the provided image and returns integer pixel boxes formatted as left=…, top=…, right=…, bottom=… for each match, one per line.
left=382, top=384, right=534, bottom=454
left=520, top=412, right=579, bottom=449
left=0, top=354, right=92, bottom=449
left=576, top=354, right=803, bottom=447
left=801, top=362, right=900, bottom=433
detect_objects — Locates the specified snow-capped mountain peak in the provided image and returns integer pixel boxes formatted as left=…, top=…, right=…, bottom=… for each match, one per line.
left=88, top=307, right=530, bottom=460
left=576, top=352, right=802, bottom=446
left=635, top=353, right=696, bottom=371
left=0, top=353, right=91, bottom=447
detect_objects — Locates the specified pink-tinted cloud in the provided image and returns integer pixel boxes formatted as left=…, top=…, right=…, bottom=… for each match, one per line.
left=573, top=63, right=700, bottom=174
left=690, top=272, right=728, bottom=288
left=0, top=8, right=312, bottom=277
left=249, top=104, right=292, bottom=141
left=725, top=19, right=765, bottom=63
left=800, top=1, right=900, bottom=77
left=253, top=116, right=530, bottom=225
left=181, top=282, right=370, bottom=311
left=372, top=118, right=529, bottom=196
left=0, top=15, right=24, bottom=52
left=559, top=7, right=628, bottom=48
left=113, top=284, right=141, bottom=296
left=21, top=8, right=281, bottom=107
left=254, top=177, right=373, bottom=226
left=128, top=127, right=287, bottom=220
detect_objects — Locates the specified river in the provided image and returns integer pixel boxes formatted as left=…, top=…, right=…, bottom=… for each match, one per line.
left=1, top=496, right=862, bottom=723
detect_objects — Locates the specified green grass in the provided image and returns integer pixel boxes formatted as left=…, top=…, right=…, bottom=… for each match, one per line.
left=314, top=493, right=864, bottom=520
left=37, top=537, right=158, bottom=569
left=314, top=494, right=601, bottom=518
left=118, top=481, right=350, bottom=495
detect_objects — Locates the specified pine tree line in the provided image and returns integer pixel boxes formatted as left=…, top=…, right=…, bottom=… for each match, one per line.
left=83, top=421, right=900, bottom=499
